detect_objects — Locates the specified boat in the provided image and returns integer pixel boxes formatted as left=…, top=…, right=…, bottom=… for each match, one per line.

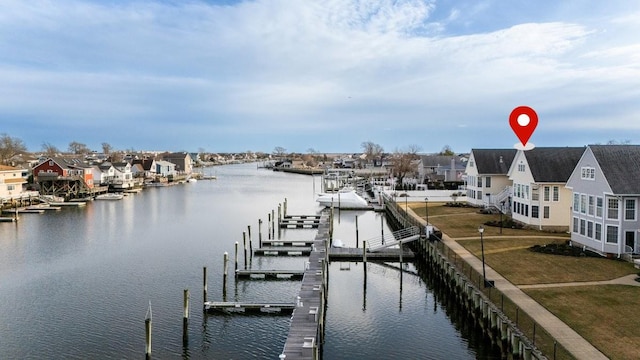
left=331, top=239, right=345, bottom=248
left=95, top=193, right=124, bottom=200
left=316, top=190, right=369, bottom=209
left=187, top=178, right=197, bottom=183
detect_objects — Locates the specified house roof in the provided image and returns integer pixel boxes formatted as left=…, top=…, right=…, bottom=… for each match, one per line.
left=44, top=157, right=92, bottom=169
left=524, top=147, right=585, bottom=183
left=0, top=165, right=20, bottom=171
left=420, top=155, right=466, bottom=169
left=590, top=145, right=640, bottom=194
left=471, top=149, right=516, bottom=175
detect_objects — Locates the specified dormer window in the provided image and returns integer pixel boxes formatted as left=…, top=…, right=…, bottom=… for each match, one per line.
left=581, top=167, right=595, bottom=180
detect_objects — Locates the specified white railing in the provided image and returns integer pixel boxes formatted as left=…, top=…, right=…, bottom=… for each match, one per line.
left=365, top=226, right=421, bottom=252
left=484, top=186, right=511, bottom=212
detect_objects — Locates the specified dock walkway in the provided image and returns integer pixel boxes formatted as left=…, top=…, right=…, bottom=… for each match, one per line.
left=280, top=212, right=329, bottom=359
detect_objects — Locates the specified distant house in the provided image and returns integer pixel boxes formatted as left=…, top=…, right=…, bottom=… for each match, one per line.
left=155, top=160, right=177, bottom=177
left=465, top=149, right=516, bottom=208
left=507, top=147, right=584, bottom=230
left=131, top=159, right=157, bottom=178
left=566, top=145, right=640, bottom=257
left=0, top=165, right=30, bottom=202
left=111, top=162, right=135, bottom=189
left=418, top=155, right=466, bottom=183
left=33, top=157, right=95, bottom=198
left=162, top=152, right=193, bottom=174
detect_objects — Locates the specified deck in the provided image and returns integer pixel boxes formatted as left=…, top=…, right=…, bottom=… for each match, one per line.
left=328, top=247, right=415, bottom=261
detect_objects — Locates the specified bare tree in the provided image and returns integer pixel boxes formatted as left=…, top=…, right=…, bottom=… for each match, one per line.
left=391, top=144, right=421, bottom=190
left=439, top=145, right=454, bottom=156
left=273, top=146, right=287, bottom=159
left=102, top=142, right=113, bottom=155
left=0, top=133, right=27, bottom=165
left=41, top=142, right=60, bottom=157
left=361, top=141, right=384, bottom=164
left=68, top=141, right=90, bottom=155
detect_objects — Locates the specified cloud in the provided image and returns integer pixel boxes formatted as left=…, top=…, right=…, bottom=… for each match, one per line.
left=0, top=0, right=639, bottom=151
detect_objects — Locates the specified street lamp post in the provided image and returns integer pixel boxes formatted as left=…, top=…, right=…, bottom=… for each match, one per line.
left=499, top=200, right=505, bottom=235
left=478, top=225, right=489, bottom=287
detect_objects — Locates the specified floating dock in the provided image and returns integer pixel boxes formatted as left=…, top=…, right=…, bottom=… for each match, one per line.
left=260, top=239, right=315, bottom=247
left=235, top=269, right=305, bottom=280
left=328, top=247, right=415, bottom=261
left=49, top=202, right=87, bottom=207
left=0, top=217, right=17, bottom=222
left=254, top=247, right=313, bottom=256
left=204, top=301, right=295, bottom=314
left=279, top=215, right=321, bottom=229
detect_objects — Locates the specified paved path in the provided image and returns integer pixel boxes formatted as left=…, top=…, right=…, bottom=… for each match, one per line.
left=441, top=233, right=609, bottom=360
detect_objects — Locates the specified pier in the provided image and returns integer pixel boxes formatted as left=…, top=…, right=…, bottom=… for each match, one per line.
left=235, top=269, right=305, bottom=280
left=204, top=302, right=296, bottom=314
left=279, top=215, right=321, bottom=229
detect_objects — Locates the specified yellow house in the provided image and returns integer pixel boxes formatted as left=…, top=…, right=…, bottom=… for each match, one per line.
left=507, top=147, right=584, bottom=231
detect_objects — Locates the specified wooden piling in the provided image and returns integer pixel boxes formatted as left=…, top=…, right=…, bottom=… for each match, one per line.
left=248, top=226, right=253, bottom=258
left=258, top=219, right=263, bottom=247
left=243, top=232, right=248, bottom=270
left=278, top=204, right=282, bottom=225
left=223, top=252, right=229, bottom=301
left=284, top=198, right=287, bottom=217
left=268, top=213, right=272, bottom=240
left=145, top=302, right=152, bottom=358
left=355, top=215, right=359, bottom=248
left=203, top=267, right=208, bottom=305
left=234, top=241, right=239, bottom=273
left=183, top=289, right=189, bottom=345
left=363, top=240, right=367, bottom=263
left=380, top=216, right=384, bottom=243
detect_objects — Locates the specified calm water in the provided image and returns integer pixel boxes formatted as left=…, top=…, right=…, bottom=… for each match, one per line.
left=0, top=163, right=497, bottom=359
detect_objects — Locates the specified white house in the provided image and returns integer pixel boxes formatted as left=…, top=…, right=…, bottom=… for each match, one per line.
left=507, top=147, right=585, bottom=230
left=566, top=145, right=640, bottom=257
left=0, top=165, right=30, bottom=203
left=465, top=149, right=516, bottom=208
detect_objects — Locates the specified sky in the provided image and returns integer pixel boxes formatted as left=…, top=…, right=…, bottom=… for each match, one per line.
left=1, top=0, right=639, bottom=154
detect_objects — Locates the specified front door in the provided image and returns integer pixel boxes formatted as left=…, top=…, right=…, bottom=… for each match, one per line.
left=625, top=231, right=636, bottom=253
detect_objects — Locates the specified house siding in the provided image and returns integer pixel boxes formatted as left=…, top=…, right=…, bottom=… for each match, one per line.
left=567, top=147, right=640, bottom=255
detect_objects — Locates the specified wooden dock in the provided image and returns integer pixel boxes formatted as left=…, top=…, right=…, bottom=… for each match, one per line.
left=328, top=247, right=415, bottom=261
left=204, top=301, right=295, bottom=314
left=260, top=239, right=315, bottom=247
left=0, top=217, right=17, bottom=222
left=254, top=247, right=313, bottom=256
left=49, top=202, right=87, bottom=207
left=280, top=212, right=328, bottom=359
left=235, top=269, right=305, bottom=280
left=279, top=215, right=321, bottom=228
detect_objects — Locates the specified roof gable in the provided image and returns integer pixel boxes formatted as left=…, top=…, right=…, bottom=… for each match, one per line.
left=524, top=147, right=585, bottom=182
left=471, top=149, right=516, bottom=175
left=590, top=145, right=640, bottom=194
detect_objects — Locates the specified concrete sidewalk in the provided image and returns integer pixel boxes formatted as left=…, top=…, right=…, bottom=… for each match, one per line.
left=440, top=233, right=609, bottom=360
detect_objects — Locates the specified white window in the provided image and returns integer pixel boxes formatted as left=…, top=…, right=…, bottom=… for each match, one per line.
left=581, top=167, right=595, bottom=180
left=469, top=161, right=475, bottom=167
left=553, top=186, right=559, bottom=202
left=518, top=163, right=526, bottom=172
left=595, top=223, right=602, bottom=241
left=580, top=194, right=587, bottom=214
left=478, top=191, right=482, bottom=200
left=588, top=196, right=595, bottom=216
left=543, top=206, right=550, bottom=219
left=596, top=197, right=603, bottom=218
left=544, top=186, right=550, bottom=202
left=485, top=176, right=491, bottom=188
left=625, top=199, right=636, bottom=221
left=587, top=222, right=593, bottom=238
left=532, top=206, right=539, bottom=219
left=8, top=185, right=15, bottom=191
left=572, top=217, right=579, bottom=233
left=579, top=219, right=586, bottom=235
left=606, top=225, right=618, bottom=244
left=607, top=198, right=619, bottom=220
left=478, top=177, right=482, bottom=187
left=573, top=193, right=579, bottom=213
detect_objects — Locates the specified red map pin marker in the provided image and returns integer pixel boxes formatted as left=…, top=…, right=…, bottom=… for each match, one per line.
left=509, top=106, right=538, bottom=149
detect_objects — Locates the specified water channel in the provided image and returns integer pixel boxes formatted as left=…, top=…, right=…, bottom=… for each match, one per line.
left=0, top=163, right=500, bottom=359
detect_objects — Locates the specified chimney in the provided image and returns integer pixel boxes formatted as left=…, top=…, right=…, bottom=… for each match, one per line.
left=499, top=156, right=504, bottom=164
